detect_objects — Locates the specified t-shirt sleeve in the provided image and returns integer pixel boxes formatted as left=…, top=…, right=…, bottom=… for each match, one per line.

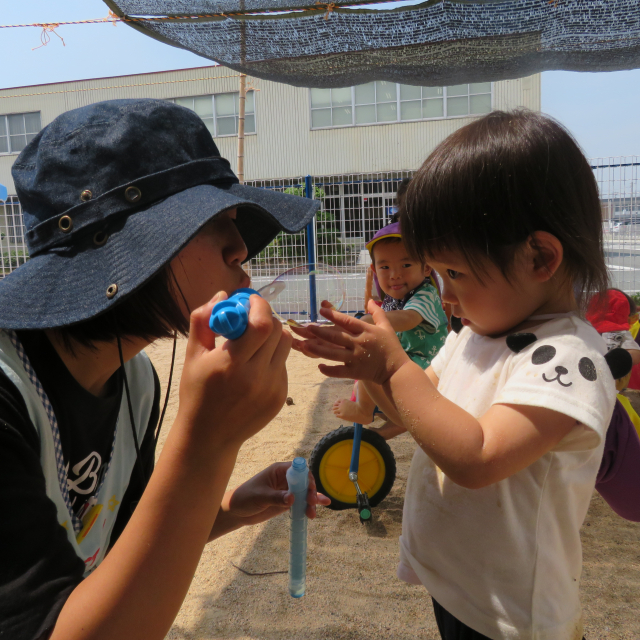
left=493, top=334, right=616, bottom=451
left=0, top=371, right=85, bottom=640
left=404, top=286, right=445, bottom=331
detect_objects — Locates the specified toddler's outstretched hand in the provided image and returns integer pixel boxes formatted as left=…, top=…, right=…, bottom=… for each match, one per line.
left=293, top=300, right=410, bottom=385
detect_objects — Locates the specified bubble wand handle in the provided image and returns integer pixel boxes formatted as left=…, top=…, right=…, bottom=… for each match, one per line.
left=286, top=457, right=309, bottom=598
left=209, top=288, right=259, bottom=339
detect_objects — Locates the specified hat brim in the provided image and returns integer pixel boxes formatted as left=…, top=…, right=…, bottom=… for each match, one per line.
left=365, top=233, right=402, bottom=254
left=0, top=182, right=319, bottom=329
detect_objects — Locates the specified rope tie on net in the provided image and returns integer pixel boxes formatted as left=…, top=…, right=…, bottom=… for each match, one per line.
left=32, top=24, right=65, bottom=50
left=318, top=2, right=337, bottom=20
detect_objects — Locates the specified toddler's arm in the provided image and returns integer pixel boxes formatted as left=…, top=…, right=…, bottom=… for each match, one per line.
left=358, top=308, right=423, bottom=332
left=295, top=302, right=582, bottom=490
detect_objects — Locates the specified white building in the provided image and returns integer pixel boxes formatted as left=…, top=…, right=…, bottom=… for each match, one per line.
left=0, top=65, right=540, bottom=278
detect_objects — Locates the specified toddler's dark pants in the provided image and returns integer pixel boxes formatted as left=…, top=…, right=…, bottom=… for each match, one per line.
left=432, top=599, right=587, bottom=640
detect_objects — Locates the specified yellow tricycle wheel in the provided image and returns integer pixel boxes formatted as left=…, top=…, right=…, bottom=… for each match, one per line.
left=310, top=426, right=396, bottom=511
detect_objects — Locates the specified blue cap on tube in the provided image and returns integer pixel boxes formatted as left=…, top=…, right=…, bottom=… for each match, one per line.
left=209, top=288, right=259, bottom=340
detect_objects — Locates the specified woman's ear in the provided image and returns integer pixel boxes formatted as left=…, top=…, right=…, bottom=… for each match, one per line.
left=528, top=231, right=564, bottom=282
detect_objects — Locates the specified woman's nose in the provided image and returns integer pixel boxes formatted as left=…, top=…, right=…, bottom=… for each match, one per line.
left=224, top=223, right=248, bottom=266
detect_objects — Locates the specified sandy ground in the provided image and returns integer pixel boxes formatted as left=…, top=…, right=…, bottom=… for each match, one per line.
left=145, top=337, right=640, bottom=640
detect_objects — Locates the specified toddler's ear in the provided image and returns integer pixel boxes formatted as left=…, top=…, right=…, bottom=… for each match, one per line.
left=528, top=231, right=563, bottom=282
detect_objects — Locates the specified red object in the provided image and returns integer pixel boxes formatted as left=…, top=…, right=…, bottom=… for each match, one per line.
left=586, top=290, right=631, bottom=333
left=628, top=365, right=640, bottom=390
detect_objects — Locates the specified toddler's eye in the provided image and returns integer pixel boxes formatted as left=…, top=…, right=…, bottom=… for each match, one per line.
left=446, top=269, right=459, bottom=279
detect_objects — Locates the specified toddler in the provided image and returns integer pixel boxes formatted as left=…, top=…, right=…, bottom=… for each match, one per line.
left=333, top=221, right=447, bottom=427
left=296, top=110, right=619, bottom=640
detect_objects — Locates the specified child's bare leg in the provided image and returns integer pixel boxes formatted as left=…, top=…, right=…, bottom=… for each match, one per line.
left=369, top=420, right=407, bottom=440
left=333, top=381, right=376, bottom=424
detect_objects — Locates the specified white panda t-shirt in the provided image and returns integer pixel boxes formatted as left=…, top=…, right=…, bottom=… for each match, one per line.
left=398, top=316, right=615, bottom=640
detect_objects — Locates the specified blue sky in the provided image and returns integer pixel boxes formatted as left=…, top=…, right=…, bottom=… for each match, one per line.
left=1, top=0, right=638, bottom=159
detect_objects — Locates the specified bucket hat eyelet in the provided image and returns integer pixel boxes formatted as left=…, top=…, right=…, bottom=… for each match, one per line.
left=93, top=230, right=109, bottom=247
left=58, top=216, right=73, bottom=232
left=124, top=186, right=142, bottom=203
left=80, top=190, right=93, bottom=202
left=106, top=284, right=118, bottom=299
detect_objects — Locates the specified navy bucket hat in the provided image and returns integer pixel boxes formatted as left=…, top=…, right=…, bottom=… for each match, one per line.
left=0, top=98, right=319, bottom=329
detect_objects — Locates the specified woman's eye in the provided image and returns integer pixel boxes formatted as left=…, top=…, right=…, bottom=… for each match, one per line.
left=446, top=269, right=459, bottom=279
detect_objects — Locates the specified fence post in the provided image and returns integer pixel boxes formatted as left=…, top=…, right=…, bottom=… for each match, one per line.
left=305, top=175, right=318, bottom=323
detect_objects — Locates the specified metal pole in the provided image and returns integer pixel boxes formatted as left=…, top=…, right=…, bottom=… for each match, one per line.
left=305, top=175, right=318, bottom=323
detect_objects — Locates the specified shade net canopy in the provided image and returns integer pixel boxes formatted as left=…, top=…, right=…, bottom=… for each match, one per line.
left=105, top=0, right=640, bottom=88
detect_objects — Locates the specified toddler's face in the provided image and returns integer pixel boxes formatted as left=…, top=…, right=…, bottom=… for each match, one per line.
left=428, top=249, right=549, bottom=337
left=372, top=240, right=430, bottom=300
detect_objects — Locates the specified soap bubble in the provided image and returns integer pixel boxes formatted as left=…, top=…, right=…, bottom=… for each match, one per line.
left=256, top=263, right=345, bottom=327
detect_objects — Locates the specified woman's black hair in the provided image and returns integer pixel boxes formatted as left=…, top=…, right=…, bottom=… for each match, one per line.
left=52, top=264, right=190, bottom=352
left=400, top=109, right=608, bottom=310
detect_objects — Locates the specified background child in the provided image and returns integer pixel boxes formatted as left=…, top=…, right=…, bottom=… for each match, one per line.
left=586, top=288, right=640, bottom=365
left=295, top=110, right=616, bottom=640
left=596, top=352, right=640, bottom=522
left=333, top=221, right=447, bottom=427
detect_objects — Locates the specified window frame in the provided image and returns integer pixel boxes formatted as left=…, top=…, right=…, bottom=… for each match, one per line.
left=168, top=92, right=256, bottom=138
left=0, top=112, right=42, bottom=155
left=309, top=82, right=493, bottom=131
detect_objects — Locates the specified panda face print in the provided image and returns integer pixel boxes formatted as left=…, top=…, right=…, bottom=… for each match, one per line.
left=530, top=344, right=597, bottom=387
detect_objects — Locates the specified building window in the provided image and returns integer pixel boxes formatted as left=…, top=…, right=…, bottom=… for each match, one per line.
left=169, top=92, right=255, bottom=138
left=310, top=82, right=492, bottom=129
left=0, top=112, right=42, bottom=154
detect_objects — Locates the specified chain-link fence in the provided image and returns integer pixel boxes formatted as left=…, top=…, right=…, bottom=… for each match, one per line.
left=2, top=158, right=639, bottom=321
left=595, top=158, right=640, bottom=293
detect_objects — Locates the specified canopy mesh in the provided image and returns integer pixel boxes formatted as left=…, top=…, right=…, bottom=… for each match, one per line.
left=105, top=0, right=640, bottom=87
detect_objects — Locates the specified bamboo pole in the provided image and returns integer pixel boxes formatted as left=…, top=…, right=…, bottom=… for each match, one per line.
left=237, top=73, right=246, bottom=184
left=237, top=14, right=246, bottom=184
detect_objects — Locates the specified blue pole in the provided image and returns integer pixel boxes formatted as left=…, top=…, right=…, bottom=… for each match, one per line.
left=349, top=423, right=363, bottom=475
left=305, top=175, right=318, bottom=323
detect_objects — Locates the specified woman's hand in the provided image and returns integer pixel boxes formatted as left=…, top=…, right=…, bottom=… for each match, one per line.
left=177, top=292, right=292, bottom=449
left=292, top=300, right=411, bottom=385
left=209, top=462, right=331, bottom=540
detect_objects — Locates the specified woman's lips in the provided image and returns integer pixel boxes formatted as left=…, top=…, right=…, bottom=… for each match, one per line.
left=461, top=317, right=470, bottom=326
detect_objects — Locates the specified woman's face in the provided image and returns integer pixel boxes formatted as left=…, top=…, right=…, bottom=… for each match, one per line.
left=170, top=208, right=250, bottom=317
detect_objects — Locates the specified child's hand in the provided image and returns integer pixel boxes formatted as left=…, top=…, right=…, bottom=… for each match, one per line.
left=209, top=462, right=331, bottom=539
left=293, top=300, right=411, bottom=385
left=177, top=292, right=292, bottom=448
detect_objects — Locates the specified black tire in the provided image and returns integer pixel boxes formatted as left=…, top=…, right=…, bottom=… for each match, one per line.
left=310, top=426, right=396, bottom=511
